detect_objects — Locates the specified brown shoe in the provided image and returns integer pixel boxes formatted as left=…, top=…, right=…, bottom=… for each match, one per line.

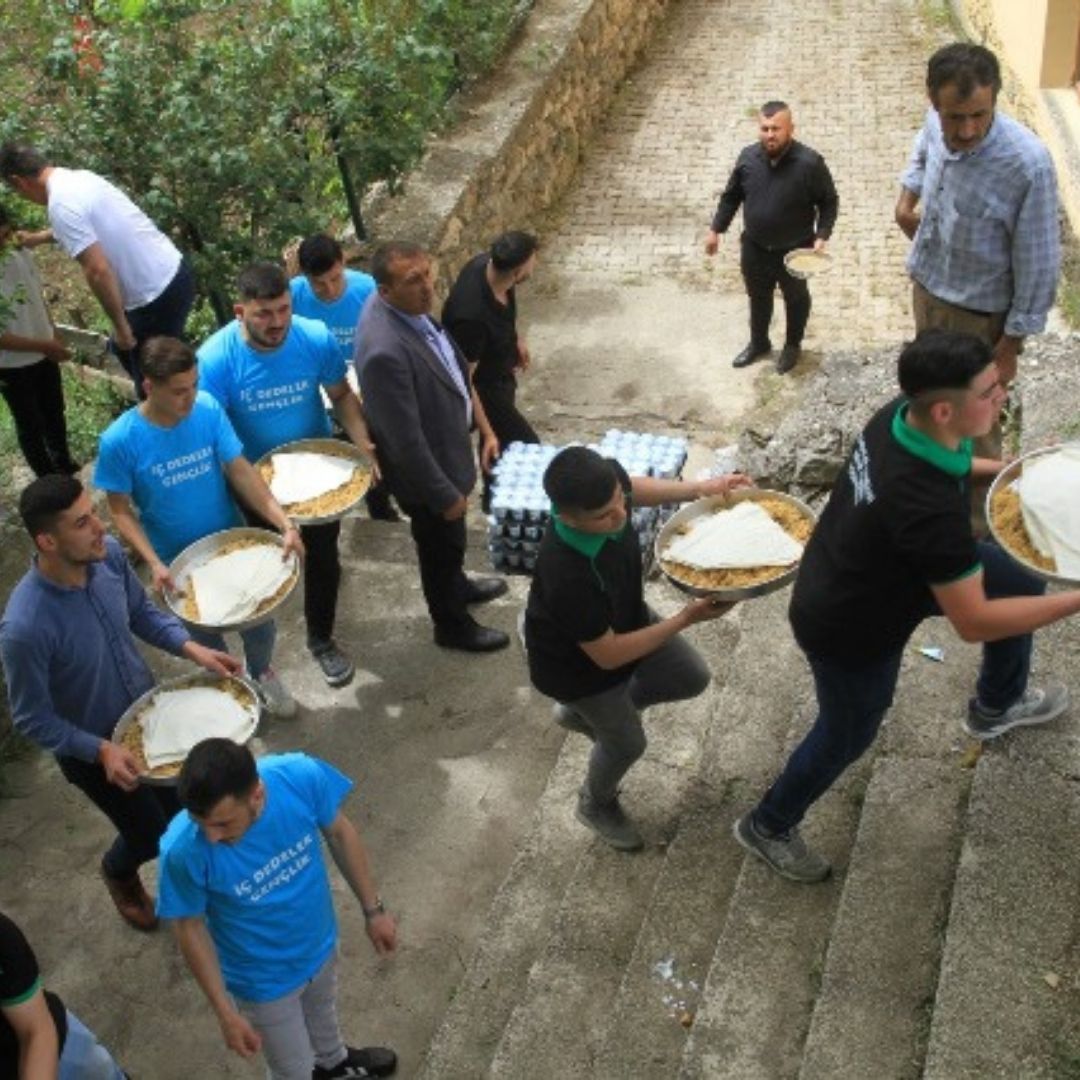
left=100, top=862, right=158, bottom=932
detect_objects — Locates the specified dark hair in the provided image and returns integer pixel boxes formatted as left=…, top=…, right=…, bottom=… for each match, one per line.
left=898, top=329, right=993, bottom=403
left=490, top=231, right=538, bottom=273
left=371, top=241, right=426, bottom=287
left=0, top=142, right=47, bottom=181
left=18, top=474, right=84, bottom=539
left=927, top=43, right=1000, bottom=103
left=141, top=336, right=196, bottom=382
left=178, top=738, right=259, bottom=817
left=298, top=233, right=344, bottom=276
left=543, top=446, right=620, bottom=513
left=236, top=261, right=288, bottom=301
left=761, top=100, right=790, bottom=118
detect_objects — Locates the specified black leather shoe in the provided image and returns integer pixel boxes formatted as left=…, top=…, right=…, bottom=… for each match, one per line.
left=775, top=344, right=800, bottom=374
left=434, top=622, right=510, bottom=652
left=463, top=576, right=509, bottom=605
left=732, top=340, right=772, bottom=368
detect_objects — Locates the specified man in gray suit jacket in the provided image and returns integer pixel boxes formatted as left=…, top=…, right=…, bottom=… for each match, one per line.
left=355, top=242, right=510, bottom=652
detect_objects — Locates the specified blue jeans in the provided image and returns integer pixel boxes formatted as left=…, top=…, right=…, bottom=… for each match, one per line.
left=189, top=619, right=276, bottom=679
left=59, top=1010, right=125, bottom=1079
left=755, top=541, right=1043, bottom=835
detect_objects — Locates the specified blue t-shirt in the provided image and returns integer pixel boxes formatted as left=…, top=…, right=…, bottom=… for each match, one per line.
left=157, top=753, right=353, bottom=1003
left=197, top=317, right=346, bottom=462
left=94, top=393, right=245, bottom=564
left=289, top=269, right=376, bottom=365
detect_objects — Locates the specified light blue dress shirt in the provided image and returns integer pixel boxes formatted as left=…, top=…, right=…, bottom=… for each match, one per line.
left=901, top=107, right=1060, bottom=337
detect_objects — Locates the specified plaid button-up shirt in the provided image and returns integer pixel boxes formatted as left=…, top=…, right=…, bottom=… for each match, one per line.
left=901, top=107, right=1060, bottom=337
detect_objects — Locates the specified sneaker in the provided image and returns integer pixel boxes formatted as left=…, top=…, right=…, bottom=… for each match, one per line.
left=553, top=703, right=595, bottom=741
left=576, top=789, right=643, bottom=851
left=313, top=1045, right=397, bottom=1079
left=255, top=668, right=297, bottom=719
left=965, top=682, right=1069, bottom=740
left=309, top=640, right=355, bottom=688
left=733, top=812, right=831, bottom=883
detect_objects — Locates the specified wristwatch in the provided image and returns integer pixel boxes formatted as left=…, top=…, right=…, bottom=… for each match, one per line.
left=362, top=897, right=386, bottom=920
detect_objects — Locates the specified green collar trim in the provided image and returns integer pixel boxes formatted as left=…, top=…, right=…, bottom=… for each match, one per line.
left=891, top=403, right=972, bottom=478
left=552, top=510, right=623, bottom=558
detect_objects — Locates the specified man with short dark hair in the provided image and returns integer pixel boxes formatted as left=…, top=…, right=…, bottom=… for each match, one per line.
left=158, top=738, right=398, bottom=1080
left=442, top=230, right=541, bottom=454
left=199, top=261, right=378, bottom=687
left=356, top=242, right=510, bottom=653
left=290, top=233, right=400, bottom=523
left=524, top=447, right=747, bottom=849
left=0, top=476, right=239, bottom=931
left=706, top=101, right=838, bottom=374
left=894, top=44, right=1060, bottom=528
left=0, top=141, right=195, bottom=393
left=95, top=336, right=304, bottom=717
left=734, top=330, right=1080, bottom=883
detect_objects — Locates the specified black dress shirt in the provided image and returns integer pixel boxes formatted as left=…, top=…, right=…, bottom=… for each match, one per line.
left=712, top=140, right=839, bottom=251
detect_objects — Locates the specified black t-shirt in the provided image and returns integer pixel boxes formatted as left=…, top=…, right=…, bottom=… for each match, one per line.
left=442, top=253, right=519, bottom=387
left=0, top=913, right=67, bottom=1069
left=525, top=463, right=649, bottom=701
left=790, top=398, right=980, bottom=663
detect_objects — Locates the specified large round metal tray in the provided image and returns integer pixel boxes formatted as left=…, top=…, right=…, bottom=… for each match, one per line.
left=255, top=437, right=372, bottom=526
left=655, top=488, right=817, bottom=600
left=986, top=444, right=1080, bottom=587
left=166, top=527, right=300, bottom=632
left=111, top=672, right=261, bottom=787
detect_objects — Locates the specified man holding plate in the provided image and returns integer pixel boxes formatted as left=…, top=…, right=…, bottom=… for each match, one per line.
left=705, top=100, right=838, bottom=375
left=734, top=330, right=1080, bottom=883
left=199, top=261, right=378, bottom=688
left=0, top=475, right=239, bottom=932
left=524, top=447, right=748, bottom=850
left=95, top=335, right=304, bottom=718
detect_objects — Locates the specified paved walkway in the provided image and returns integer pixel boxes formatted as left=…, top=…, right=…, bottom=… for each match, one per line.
left=535, top=0, right=939, bottom=356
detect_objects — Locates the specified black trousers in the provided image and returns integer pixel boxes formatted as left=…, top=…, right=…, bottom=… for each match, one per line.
left=300, top=520, right=342, bottom=644
left=243, top=507, right=341, bottom=645
left=477, top=378, right=539, bottom=508
left=57, top=754, right=180, bottom=880
left=399, top=502, right=470, bottom=630
left=740, top=235, right=811, bottom=348
left=0, top=359, right=77, bottom=476
left=116, top=257, right=196, bottom=397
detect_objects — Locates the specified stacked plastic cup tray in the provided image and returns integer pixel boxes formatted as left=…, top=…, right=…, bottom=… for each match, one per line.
left=487, top=431, right=688, bottom=575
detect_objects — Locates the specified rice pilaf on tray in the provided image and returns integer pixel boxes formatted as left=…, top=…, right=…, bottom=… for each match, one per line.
left=257, top=447, right=371, bottom=518
left=120, top=678, right=257, bottom=780
left=989, top=486, right=1055, bottom=572
left=179, top=536, right=298, bottom=623
left=660, top=494, right=814, bottom=590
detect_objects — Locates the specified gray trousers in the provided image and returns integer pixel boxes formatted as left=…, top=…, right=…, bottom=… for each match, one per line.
left=563, top=629, right=711, bottom=804
left=235, top=952, right=346, bottom=1080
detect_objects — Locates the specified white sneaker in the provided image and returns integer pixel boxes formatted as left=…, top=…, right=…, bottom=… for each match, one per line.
left=256, top=668, right=297, bottom=719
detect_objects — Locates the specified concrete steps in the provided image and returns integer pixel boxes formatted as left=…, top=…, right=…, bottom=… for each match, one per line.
left=923, top=729, right=1080, bottom=1080
left=798, top=757, right=968, bottom=1080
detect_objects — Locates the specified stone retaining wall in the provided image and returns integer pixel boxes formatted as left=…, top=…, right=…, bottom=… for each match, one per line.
left=365, top=0, right=671, bottom=292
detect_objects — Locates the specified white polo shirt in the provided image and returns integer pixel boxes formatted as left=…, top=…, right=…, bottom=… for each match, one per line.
left=47, top=167, right=181, bottom=310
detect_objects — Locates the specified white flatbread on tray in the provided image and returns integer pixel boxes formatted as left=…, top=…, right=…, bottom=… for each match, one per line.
left=269, top=451, right=356, bottom=505
left=1018, top=446, right=1080, bottom=577
left=664, top=500, right=803, bottom=569
left=188, top=544, right=294, bottom=625
left=140, top=686, right=254, bottom=769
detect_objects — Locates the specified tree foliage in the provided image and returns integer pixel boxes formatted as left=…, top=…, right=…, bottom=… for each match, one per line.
left=0, top=0, right=531, bottom=323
